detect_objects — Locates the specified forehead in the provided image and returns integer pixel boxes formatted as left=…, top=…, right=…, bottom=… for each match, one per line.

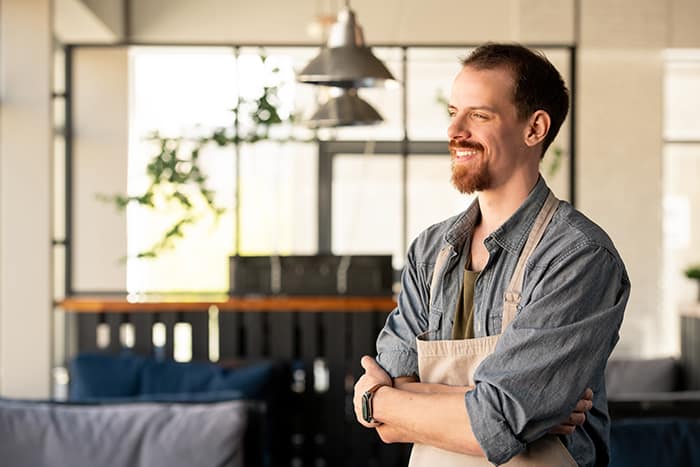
left=449, top=65, right=516, bottom=108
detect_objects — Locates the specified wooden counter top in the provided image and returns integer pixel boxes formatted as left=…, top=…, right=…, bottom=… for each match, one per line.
left=56, top=295, right=397, bottom=313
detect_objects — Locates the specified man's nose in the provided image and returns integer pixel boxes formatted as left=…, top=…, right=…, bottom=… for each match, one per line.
left=447, top=115, right=471, bottom=140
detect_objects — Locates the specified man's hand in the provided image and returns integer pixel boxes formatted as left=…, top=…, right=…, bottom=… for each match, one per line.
left=548, top=388, right=594, bottom=435
left=353, top=355, right=392, bottom=428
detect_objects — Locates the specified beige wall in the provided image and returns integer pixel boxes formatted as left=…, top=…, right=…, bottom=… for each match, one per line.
left=0, top=0, right=53, bottom=397
left=128, top=0, right=575, bottom=45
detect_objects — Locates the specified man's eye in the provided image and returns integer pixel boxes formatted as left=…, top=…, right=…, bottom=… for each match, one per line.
left=472, top=112, right=488, bottom=120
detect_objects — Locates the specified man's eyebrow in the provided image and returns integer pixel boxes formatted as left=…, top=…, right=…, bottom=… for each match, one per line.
left=447, top=104, right=497, bottom=113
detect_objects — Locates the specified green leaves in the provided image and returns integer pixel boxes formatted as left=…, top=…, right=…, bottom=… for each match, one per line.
left=685, top=265, right=700, bottom=280
left=98, top=53, right=307, bottom=260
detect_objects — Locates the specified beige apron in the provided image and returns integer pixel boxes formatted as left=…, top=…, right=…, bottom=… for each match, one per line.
left=408, top=193, right=577, bottom=467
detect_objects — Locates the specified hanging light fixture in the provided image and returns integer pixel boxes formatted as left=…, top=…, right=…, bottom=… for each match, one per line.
left=306, top=88, right=383, bottom=128
left=298, top=1, right=396, bottom=88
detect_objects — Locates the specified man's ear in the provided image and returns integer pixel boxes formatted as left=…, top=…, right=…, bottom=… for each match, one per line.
left=524, top=110, right=551, bottom=148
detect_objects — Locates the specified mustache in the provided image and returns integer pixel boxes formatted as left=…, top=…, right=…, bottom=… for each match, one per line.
left=448, top=140, right=483, bottom=152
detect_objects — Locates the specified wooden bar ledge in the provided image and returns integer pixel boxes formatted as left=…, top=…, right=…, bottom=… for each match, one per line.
left=56, top=295, right=397, bottom=313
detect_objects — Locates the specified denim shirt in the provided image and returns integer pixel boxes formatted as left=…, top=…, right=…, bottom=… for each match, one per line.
left=376, top=177, right=630, bottom=466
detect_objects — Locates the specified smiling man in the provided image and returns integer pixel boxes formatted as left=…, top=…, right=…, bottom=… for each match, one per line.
left=353, top=44, right=630, bottom=466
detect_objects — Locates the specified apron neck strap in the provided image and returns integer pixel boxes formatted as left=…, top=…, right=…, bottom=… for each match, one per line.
left=502, top=192, right=560, bottom=327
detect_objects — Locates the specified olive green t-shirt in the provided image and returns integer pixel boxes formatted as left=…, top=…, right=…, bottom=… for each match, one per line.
left=451, top=264, right=480, bottom=339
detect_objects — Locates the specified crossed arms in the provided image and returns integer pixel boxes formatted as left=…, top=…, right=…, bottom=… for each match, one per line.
left=353, top=358, right=593, bottom=456
left=354, top=243, right=629, bottom=463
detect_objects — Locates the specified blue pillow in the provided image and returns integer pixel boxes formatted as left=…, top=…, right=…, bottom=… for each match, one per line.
left=69, top=353, right=147, bottom=399
left=69, top=353, right=275, bottom=401
left=139, top=359, right=275, bottom=399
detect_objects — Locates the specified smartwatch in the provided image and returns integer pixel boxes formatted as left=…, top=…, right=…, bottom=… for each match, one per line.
left=361, top=383, right=385, bottom=423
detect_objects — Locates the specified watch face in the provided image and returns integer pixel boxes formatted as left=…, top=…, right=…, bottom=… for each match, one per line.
left=362, top=392, right=372, bottom=422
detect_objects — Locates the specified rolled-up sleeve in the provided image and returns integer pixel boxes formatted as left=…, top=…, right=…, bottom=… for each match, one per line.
left=466, top=244, right=630, bottom=465
left=376, top=240, right=431, bottom=378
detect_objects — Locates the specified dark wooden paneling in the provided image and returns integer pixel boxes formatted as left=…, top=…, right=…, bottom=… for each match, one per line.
left=106, top=313, right=122, bottom=353
left=350, top=312, right=380, bottom=466
left=159, top=312, right=177, bottom=361
left=243, top=312, right=265, bottom=359
left=184, top=311, right=209, bottom=361
left=77, top=313, right=99, bottom=352
left=219, top=312, right=243, bottom=361
left=131, top=312, right=153, bottom=356
left=297, top=312, right=320, bottom=466
left=321, top=312, right=348, bottom=466
left=268, top=312, right=293, bottom=359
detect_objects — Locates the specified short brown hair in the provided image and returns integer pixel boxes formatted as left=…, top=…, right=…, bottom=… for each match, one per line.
left=462, top=43, right=569, bottom=157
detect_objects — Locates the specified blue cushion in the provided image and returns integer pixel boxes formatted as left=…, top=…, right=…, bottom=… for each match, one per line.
left=69, top=353, right=147, bottom=399
left=610, top=418, right=700, bottom=467
left=69, top=353, right=275, bottom=401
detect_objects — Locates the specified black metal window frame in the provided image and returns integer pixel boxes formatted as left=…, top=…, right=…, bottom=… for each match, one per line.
left=55, top=42, right=576, bottom=296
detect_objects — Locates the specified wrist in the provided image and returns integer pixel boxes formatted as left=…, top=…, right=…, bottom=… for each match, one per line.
left=370, top=385, right=392, bottom=423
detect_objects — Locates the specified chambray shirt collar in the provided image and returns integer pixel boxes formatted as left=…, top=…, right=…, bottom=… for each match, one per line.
left=443, top=197, right=481, bottom=250
left=488, top=175, right=551, bottom=254
left=443, top=175, right=552, bottom=255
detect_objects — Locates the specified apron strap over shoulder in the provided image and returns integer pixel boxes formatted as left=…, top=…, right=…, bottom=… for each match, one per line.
left=429, top=246, right=452, bottom=307
left=502, top=192, right=560, bottom=327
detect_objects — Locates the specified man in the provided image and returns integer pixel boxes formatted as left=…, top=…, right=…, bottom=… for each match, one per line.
left=353, top=43, right=630, bottom=466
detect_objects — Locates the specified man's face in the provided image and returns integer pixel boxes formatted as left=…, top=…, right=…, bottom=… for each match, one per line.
left=447, top=65, right=529, bottom=194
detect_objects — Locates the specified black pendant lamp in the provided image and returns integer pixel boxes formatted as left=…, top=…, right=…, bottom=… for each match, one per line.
left=306, top=88, right=383, bottom=128
left=298, top=3, right=395, bottom=88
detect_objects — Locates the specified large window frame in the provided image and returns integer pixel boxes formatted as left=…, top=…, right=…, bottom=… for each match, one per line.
left=54, top=42, right=577, bottom=297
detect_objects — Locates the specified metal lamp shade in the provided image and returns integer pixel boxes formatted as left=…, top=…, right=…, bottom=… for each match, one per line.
left=298, top=47, right=395, bottom=88
left=298, top=6, right=396, bottom=88
left=307, top=89, right=383, bottom=128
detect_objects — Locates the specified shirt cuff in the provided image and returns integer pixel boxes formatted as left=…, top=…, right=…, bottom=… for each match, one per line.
left=465, top=387, right=525, bottom=465
left=375, top=350, right=417, bottom=378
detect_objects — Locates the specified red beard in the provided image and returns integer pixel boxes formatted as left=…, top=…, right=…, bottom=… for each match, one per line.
left=449, top=140, right=490, bottom=194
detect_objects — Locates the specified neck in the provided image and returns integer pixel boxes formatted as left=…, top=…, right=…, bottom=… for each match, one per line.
left=476, top=170, right=540, bottom=234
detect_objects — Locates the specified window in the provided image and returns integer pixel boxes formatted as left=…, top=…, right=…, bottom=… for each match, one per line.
left=62, top=44, right=575, bottom=294
left=661, top=49, right=700, bottom=355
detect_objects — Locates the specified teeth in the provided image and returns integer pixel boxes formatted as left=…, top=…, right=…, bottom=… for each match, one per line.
left=455, top=149, right=477, bottom=157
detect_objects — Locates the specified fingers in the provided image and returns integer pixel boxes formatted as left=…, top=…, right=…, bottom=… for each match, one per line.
left=549, top=410, right=585, bottom=436
left=549, top=389, right=595, bottom=436
left=574, top=398, right=593, bottom=413
left=360, top=355, right=392, bottom=386
left=360, top=355, right=376, bottom=371
left=568, top=412, right=586, bottom=426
